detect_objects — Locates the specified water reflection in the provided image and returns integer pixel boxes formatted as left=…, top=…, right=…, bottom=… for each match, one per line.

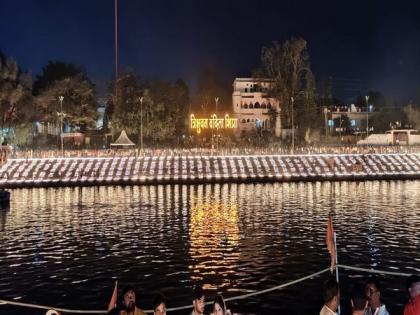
left=189, top=184, right=240, bottom=290
left=0, top=181, right=419, bottom=315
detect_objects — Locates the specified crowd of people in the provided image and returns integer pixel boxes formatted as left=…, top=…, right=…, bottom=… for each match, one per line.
left=320, top=275, right=420, bottom=315
left=42, top=274, right=420, bottom=315
left=105, top=285, right=232, bottom=315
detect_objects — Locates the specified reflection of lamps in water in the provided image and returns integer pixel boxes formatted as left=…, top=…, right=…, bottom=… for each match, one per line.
left=188, top=199, right=240, bottom=289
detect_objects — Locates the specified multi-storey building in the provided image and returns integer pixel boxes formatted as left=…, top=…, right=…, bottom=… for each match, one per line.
left=232, top=78, right=281, bottom=137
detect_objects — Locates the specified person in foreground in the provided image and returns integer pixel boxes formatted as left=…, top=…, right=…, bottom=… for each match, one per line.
left=153, top=293, right=167, bottom=315
left=119, top=285, right=146, bottom=315
left=211, top=294, right=232, bottom=315
left=404, top=274, right=420, bottom=315
left=350, top=283, right=368, bottom=315
left=365, top=277, right=389, bottom=315
left=190, top=285, right=205, bottom=315
left=320, top=278, right=340, bottom=315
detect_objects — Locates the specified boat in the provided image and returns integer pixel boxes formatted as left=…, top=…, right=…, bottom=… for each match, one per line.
left=0, top=188, right=10, bottom=206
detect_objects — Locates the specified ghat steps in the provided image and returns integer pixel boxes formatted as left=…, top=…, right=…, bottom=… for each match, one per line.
left=1, top=153, right=420, bottom=188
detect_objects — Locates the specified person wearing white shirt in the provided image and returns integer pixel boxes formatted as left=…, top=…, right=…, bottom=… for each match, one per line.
left=364, top=277, right=390, bottom=315
left=320, top=279, right=340, bottom=315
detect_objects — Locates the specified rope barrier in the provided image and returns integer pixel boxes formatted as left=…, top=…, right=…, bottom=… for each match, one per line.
left=0, top=265, right=414, bottom=314
left=0, top=299, right=106, bottom=314
left=337, top=264, right=412, bottom=277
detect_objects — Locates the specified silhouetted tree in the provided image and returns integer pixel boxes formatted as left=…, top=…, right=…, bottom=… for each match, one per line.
left=257, top=37, right=319, bottom=141
left=33, top=61, right=87, bottom=95
left=0, top=54, right=33, bottom=139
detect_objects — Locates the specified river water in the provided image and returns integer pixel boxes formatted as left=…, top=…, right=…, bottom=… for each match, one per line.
left=0, top=181, right=419, bottom=315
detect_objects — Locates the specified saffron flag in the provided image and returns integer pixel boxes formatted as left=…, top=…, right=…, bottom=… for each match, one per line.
left=326, top=214, right=336, bottom=269
left=107, top=280, right=118, bottom=311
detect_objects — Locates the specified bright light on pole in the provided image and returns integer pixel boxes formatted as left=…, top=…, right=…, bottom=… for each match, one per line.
left=59, top=96, right=64, bottom=157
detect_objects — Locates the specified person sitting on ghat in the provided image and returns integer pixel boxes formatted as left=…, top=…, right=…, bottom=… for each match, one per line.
left=365, top=277, right=389, bottom=315
left=153, top=293, right=167, bottom=315
left=320, top=278, right=340, bottom=315
left=119, top=285, right=146, bottom=315
left=404, top=274, right=420, bottom=315
left=190, top=285, right=205, bottom=315
left=350, top=282, right=368, bottom=315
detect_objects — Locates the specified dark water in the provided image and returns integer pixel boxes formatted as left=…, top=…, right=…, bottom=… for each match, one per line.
left=0, top=181, right=419, bottom=315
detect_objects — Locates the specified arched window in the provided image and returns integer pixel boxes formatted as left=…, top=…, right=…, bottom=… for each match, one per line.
left=243, top=103, right=248, bottom=109
left=261, top=103, right=267, bottom=109
left=249, top=103, right=254, bottom=109
left=254, top=102, right=261, bottom=109
left=247, top=119, right=250, bottom=123
left=267, top=103, right=272, bottom=109
left=242, top=119, right=246, bottom=123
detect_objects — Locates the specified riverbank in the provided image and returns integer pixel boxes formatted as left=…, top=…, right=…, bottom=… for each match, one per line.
left=1, top=153, right=420, bottom=188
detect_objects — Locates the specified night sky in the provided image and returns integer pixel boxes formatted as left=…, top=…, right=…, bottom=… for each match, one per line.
left=1, top=0, right=420, bottom=102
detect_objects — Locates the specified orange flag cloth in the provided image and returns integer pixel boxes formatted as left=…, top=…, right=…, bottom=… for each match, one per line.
left=326, top=214, right=336, bottom=269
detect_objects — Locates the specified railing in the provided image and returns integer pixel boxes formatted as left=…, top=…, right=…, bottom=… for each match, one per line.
left=0, top=264, right=412, bottom=314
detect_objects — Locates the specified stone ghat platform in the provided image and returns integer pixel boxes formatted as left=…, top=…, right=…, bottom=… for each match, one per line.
left=1, top=153, right=420, bottom=188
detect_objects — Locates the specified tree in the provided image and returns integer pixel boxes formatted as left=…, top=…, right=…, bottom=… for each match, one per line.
left=110, top=73, right=190, bottom=145
left=0, top=53, right=33, bottom=140
left=36, top=75, right=97, bottom=131
left=257, top=37, right=319, bottom=141
left=33, top=61, right=87, bottom=95
left=193, top=66, right=231, bottom=114
left=35, top=62, right=97, bottom=131
left=404, top=103, right=420, bottom=129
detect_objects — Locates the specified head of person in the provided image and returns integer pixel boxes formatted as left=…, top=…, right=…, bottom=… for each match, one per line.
left=213, top=295, right=226, bottom=315
left=192, top=285, right=205, bottom=315
left=153, top=293, right=167, bottom=315
left=406, top=275, right=420, bottom=299
left=322, top=278, right=340, bottom=311
left=350, top=283, right=368, bottom=313
left=365, top=277, right=382, bottom=309
left=122, top=285, right=136, bottom=312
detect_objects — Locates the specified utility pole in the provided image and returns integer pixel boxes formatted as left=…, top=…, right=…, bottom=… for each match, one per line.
left=291, top=96, right=294, bottom=154
left=59, top=96, right=64, bottom=157
left=365, top=95, right=369, bottom=138
left=215, top=97, right=219, bottom=153
left=115, top=0, right=119, bottom=82
left=139, top=97, right=143, bottom=155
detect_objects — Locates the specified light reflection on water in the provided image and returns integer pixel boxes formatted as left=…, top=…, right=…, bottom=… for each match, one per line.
left=0, top=181, right=419, bottom=314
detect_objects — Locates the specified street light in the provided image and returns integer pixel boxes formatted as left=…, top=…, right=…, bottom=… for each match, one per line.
left=139, top=96, right=144, bottom=155
left=59, top=95, right=64, bottom=157
left=215, top=97, right=219, bottom=153
left=365, top=95, right=369, bottom=138
left=291, top=96, right=294, bottom=154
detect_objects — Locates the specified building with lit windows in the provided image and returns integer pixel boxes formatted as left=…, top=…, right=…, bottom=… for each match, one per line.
left=232, top=78, right=281, bottom=137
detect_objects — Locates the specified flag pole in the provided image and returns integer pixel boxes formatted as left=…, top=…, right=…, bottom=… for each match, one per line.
left=334, top=231, right=340, bottom=315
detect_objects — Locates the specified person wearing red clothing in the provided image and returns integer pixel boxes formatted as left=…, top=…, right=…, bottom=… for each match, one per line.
left=404, top=275, right=420, bottom=315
